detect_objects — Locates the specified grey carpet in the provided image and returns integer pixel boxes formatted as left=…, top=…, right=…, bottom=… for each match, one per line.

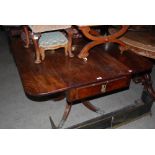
left=0, top=31, right=155, bottom=129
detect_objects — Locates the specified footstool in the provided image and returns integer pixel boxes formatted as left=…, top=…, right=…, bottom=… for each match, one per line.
left=38, top=31, right=69, bottom=62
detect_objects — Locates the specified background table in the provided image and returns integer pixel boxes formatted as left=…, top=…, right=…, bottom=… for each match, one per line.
left=109, top=27, right=155, bottom=59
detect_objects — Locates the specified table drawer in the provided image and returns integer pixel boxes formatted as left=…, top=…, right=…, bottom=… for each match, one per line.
left=67, top=76, right=131, bottom=102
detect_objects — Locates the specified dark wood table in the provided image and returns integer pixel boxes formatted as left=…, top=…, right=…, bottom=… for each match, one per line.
left=10, top=37, right=155, bottom=128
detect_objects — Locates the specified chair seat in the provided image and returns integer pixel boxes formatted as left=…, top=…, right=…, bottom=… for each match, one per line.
left=39, top=31, right=68, bottom=48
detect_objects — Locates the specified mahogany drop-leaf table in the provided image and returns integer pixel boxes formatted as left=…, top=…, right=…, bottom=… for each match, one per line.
left=10, top=37, right=155, bottom=129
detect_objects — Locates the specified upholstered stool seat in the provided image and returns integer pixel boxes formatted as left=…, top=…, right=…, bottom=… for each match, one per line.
left=39, top=31, right=69, bottom=62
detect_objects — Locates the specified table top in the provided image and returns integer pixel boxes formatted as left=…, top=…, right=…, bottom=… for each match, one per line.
left=11, top=38, right=133, bottom=97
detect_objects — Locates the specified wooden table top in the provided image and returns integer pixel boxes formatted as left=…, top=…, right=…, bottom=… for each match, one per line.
left=10, top=38, right=132, bottom=97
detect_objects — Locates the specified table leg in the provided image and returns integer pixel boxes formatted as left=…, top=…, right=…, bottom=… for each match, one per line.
left=83, top=101, right=105, bottom=115
left=49, top=101, right=72, bottom=129
left=133, top=73, right=155, bottom=101
left=142, top=74, right=155, bottom=100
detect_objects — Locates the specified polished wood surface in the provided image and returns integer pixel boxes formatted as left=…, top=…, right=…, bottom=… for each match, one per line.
left=10, top=38, right=131, bottom=97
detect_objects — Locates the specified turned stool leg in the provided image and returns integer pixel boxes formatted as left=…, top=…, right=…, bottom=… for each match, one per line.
left=40, top=47, right=45, bottom=61
left=23, top=26, right=30, bottom=48
left=64, top=44, right=68, bottom=56
left=32, top=34, right=41, bottom=64
left=66, top=28, right=74, bottom=57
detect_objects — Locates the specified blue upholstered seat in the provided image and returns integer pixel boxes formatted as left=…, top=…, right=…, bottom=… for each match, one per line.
left=39, top=31, right=68, bottom=48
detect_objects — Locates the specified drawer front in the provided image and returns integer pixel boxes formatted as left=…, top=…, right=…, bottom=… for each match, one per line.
left=67, top=76, right=131, bottom=102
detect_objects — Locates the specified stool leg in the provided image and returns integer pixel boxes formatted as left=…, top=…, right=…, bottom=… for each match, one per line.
left=23, top=26, right=30, bottom=48
left=40, top=47, right=45, bottom=61
left=64, top=44, right=68, bottom=56
left=32, top=34, right=41, bottom=64
left=66, top=28, right=74, bottom=57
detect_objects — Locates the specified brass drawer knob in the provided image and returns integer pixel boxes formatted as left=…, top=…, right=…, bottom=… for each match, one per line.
left=101, top=83, right=107, bottom=93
